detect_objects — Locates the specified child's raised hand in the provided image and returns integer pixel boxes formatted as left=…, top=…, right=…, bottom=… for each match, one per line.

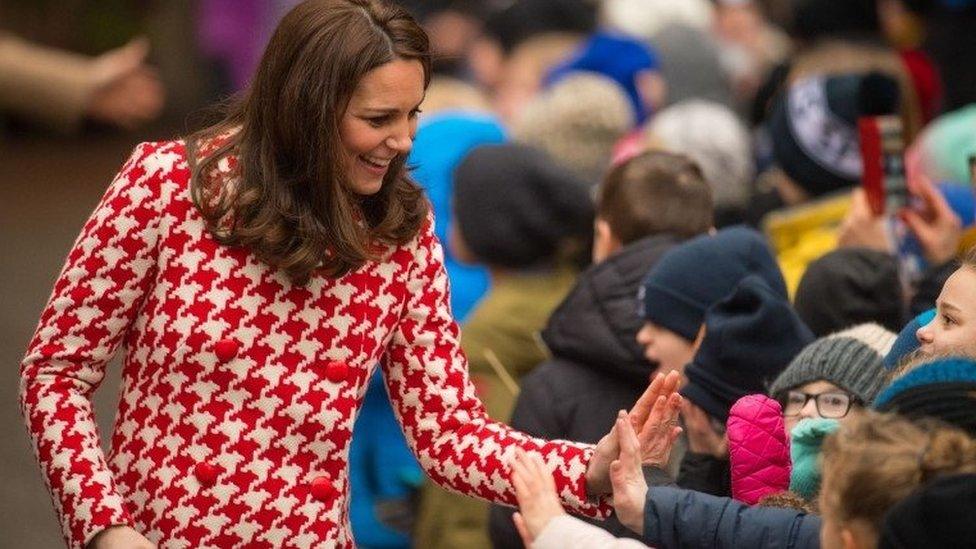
left=610, top=411, right=650, bottom=535
left=511, top=449, right=566, bottom=546
left=682, top=400, right=728, bottom=458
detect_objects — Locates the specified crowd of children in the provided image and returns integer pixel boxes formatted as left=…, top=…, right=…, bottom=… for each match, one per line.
left=380, top=1, right=976, bottom=547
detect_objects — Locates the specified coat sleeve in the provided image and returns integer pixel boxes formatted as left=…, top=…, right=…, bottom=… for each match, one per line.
left=19, top=142, right=171, bottom=548
left=642, top=486, right=821, bottom=549
left=533, top=515, right=649, bottom=549
left=380, top=217, right=611, bottom=519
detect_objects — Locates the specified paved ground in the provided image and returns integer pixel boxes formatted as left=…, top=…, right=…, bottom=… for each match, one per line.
left=0, top=131, right=160, bottom=547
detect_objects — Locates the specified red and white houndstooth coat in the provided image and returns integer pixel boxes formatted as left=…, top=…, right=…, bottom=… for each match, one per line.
left=20, top=141, right=610, bottom=548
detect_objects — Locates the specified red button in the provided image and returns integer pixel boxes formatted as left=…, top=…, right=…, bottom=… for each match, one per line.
left=324, top=361, right=349, bottom=382
left=310, top=475, right=338, bottom=502
left=214, top=338, right=239, bottom=363
left=194, top=462, right=219, bottom=487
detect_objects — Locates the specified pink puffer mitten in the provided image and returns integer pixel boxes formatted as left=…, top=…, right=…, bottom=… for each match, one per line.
left=727, top=394, right=791, bottom=505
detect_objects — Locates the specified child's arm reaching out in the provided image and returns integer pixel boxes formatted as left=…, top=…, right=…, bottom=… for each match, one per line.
left=511, top=448, right=649, bottom=549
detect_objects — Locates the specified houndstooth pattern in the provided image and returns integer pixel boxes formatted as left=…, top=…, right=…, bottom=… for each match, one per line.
left=20, top=141, right=610, bottom=549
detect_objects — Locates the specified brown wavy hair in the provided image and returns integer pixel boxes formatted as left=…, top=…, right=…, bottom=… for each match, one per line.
left=187, top=0, right=431, bottom=285
left=820, top=411, right=976, bottom=531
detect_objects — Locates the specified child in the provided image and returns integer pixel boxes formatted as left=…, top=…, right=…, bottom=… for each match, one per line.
left=818, top=412, right=976, bottom=549
left=489, top=149, right=712, bottom=545
left=636, top=226, right=788, bottom=377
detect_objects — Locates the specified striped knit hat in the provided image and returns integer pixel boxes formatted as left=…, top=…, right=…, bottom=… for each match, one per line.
left=769, top=323, right=896, bottom=403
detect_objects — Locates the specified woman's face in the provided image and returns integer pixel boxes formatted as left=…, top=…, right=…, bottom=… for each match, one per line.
left=917, top=266, right=976, bottom=358
left=339, top=58, right=425, bottom=196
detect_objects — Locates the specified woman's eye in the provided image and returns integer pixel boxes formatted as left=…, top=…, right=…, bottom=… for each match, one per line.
left=409, top=108, right=422, bottom=119
left=942, top=314, right=956, bottom=326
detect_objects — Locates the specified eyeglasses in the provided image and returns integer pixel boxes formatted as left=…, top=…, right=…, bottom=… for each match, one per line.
left=782, top=391, right=857, bottom=419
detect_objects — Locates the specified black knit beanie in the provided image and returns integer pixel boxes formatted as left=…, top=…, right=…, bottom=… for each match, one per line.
left=794, top=248, right=905, bottom=337
left=453, top=143, right=594, bottom=269
left=879, top=474, right=976, bottom=549
left=639, top=226, right=787, bottom=341
left=680, top=275, right=815, bottom=422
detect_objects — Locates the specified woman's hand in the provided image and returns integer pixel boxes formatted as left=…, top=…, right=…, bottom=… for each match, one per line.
left=587, top=371, right=682, bottom=495
left=610, top=412, right=651, bottom=535
left=511, top=449, right=566, bottom=547
left=87, top=526, right=156, bottom=549
left=681, top=401, right=728, bottom=459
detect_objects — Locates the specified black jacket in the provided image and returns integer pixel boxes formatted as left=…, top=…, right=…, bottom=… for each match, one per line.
left=488, top=234, right=680, bottom=548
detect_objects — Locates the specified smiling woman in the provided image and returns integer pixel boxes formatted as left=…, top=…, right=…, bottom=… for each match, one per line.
left=18, top=1, right=678, bottom=548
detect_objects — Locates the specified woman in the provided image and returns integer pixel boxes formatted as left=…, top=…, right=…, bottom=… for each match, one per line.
left=18, top=2, right=667, bottom=548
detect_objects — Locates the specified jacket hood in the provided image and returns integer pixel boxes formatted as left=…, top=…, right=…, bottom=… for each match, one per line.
left=541, top=234, right=679, bottom=384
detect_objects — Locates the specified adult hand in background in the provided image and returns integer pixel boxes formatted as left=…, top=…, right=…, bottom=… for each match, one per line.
left=86, top=37, right=165, bottom=128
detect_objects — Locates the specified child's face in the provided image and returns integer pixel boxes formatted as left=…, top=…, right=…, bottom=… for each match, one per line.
left=782, top=380, right=849, bottom=435
left=636, top=322, right=696, bottom=378
left=917, top=266, right=976, bottom=357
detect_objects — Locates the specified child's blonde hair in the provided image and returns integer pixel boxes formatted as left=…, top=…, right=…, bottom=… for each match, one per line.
left=820, top=411, right=976, bottom=530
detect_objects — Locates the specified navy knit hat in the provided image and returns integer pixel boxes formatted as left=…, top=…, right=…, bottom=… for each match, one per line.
left=767, top=72, right=899, bottom=198
left=873, top=356, right=976, bottom=437
left=681, top=275, right=815, bottom=422
left=639, top=226, right=787, bottom=341
left=879, top=474, right=976, bottom=549
left=883, top=309, right=936, bottom=370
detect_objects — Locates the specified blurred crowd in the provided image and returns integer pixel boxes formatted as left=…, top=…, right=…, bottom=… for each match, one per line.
left=6, top=0, right=976, bottom=548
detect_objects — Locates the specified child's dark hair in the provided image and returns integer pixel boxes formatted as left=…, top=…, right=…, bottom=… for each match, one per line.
left=596, top=151, right=713, bottom=244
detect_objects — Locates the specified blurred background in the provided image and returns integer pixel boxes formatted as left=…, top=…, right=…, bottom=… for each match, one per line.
left=3, top=0, right=976, bottom=547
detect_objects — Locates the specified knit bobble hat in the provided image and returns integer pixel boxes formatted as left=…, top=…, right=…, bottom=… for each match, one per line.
left=879, top=474, right=976, bottom=549
left=513, top=72, right=635, bottom=185
left=883, top=309, right=935, bottom=370
left=546, top=31, right=660, bottom=123
left=639, top=226, right=787, bottom=341
left=788, top=417, right=840, bottom=500
left=680, top=275, right=815, bottom=422
left=793, top=248, right=905, bottom=337
left=453, top=144, right=594, bottom=269
left=769, top=323, right=896, bottom=404
left=872, top=357, right=976, bottom=437
left=767, top=72, right=900, bottom=198
left=648, top=100, right=753, bottom=212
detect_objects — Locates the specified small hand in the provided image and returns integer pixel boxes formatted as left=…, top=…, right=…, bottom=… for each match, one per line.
left=610, top=412, right=650, bottom=535
left=87, top=526, right=156, bottom=549
left=900, top=176, right=962, bottom=265
left=681, top=401, right=728, bottom=459
left=837, top=188, right=894, bottom=253
left=511, top=449, right=565, bottom=546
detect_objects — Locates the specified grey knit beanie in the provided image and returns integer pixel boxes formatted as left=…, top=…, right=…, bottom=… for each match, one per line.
left=769, top=323, right=895, bottom=403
